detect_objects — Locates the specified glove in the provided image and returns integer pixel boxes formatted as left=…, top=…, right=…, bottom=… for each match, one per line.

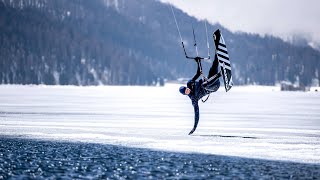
left=188, top=127, right=196, bottom=135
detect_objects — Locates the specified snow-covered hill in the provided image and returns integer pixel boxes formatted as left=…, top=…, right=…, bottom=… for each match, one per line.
left=1, top=0, right=319, bottom=86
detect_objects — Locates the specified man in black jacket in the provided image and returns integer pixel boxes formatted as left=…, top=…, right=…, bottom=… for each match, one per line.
left=179, top=57, right=221, bottom=135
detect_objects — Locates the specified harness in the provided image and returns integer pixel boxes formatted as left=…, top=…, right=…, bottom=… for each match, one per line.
left=201, top=72, right=222, bottom=103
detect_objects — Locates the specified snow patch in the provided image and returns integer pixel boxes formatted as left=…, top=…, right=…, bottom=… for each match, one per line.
left=52, top=71, right=60, bottom=85
left=104, top=0, right=120, bottom=11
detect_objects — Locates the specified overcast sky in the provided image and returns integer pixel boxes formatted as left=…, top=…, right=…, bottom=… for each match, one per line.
left=160, top=0, right=320, bottom=46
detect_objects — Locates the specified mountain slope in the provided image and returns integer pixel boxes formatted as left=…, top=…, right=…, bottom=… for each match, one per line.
left=0, top=0, right=319, bottom=86
left=113, top=0, right=320, bottom=86
left=0, top=0, right=158, bottom=85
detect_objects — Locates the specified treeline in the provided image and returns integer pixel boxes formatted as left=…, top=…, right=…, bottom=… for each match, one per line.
left=117, top=0, right=320, bottom=86
left=228, top=33, right=320, bottom=86
left=0, top=0, right=319, bottom=86
left=0, top=0, right=158, bottom=85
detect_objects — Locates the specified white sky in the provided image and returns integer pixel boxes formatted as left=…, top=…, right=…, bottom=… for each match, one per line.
left=160, top=0, right=320, bottom=44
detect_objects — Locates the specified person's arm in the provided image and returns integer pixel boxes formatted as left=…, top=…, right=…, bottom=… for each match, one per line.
left=189, top=100, right=199, bottom=135
left=191, top=61, right=202, bottom=81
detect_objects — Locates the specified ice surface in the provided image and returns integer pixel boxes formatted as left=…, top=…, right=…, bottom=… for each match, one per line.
left=0, top=84, right=319, bottom=164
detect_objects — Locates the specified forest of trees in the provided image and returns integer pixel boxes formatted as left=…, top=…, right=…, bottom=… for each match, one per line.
left=0, top=0, right=319, bottom=86
left=0, top=0, right=158, bottom=85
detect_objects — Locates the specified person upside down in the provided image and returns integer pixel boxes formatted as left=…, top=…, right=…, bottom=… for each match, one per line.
left=179, top=57, right=221, bottom=135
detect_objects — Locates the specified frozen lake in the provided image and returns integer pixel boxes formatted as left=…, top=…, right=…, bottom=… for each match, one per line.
left=0, top=84, right=319, bottom=165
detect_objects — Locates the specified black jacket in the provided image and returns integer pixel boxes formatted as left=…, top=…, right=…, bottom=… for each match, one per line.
left=187, top=62, right=220, bottom=135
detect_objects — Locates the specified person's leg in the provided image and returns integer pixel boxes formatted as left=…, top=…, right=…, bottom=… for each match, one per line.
left=202, top=73, right=220, bottom=89
left=207, top=56, right=220, bottom=79
left=202, top=57, right=221, bottom=88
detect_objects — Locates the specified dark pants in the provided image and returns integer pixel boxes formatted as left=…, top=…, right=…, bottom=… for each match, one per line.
left=202, top=58, right=220, bottom=91
left=208, top=56, right=219, bottom=78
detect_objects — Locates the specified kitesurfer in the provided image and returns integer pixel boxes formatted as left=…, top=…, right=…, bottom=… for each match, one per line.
left=179, top=57, right=221, bottom=135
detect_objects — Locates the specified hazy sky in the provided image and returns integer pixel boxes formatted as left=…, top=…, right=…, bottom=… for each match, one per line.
left=161, top=0, right=320, bottom=45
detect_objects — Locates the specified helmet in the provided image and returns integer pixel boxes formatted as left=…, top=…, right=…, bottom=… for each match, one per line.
left=179, top=86, right=187, bottom=95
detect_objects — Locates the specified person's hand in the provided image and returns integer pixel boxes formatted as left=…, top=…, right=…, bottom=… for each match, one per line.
left=194, top=57, right=201, bottom=63
left=188, top=127, right=196, bottom=135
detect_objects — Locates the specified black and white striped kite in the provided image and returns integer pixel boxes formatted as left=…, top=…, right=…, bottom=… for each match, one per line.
left=213, top=29, right=233, bottom=92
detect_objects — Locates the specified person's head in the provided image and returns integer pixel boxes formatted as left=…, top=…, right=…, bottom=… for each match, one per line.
left=179, top=86, right=191, bottom=95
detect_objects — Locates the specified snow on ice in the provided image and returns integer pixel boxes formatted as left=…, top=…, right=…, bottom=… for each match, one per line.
left=0, top=84, right=319, bottom=164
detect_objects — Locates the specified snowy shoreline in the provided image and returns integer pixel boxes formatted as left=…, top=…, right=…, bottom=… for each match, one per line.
left=0, top=83, right=319, bottom=92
